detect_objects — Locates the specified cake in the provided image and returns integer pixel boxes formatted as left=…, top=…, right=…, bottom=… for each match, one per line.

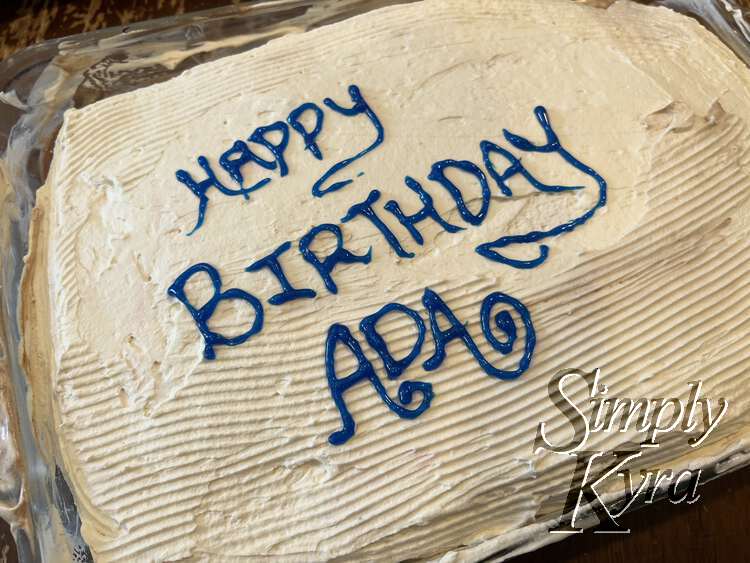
left=19, top=0, right=750, bottom=560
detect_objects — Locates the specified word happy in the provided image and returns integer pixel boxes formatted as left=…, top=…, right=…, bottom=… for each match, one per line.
left=168, top=85, right=608, bottom=445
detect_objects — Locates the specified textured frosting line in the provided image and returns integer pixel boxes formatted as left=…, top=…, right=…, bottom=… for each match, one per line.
left=23, top=0, right=750, bottom=560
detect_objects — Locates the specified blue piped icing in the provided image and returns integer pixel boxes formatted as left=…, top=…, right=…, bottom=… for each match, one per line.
left=476, top=106, right=607, bottom=268
left=175, top=156, right=267, bottom=236
left=247, top=241, right=317, bottom=305
left=287, top=102, right=325, bottom=160
left=384, top=176, right=464, bottom=246
left=360, top=303, right=426, bottom=380
left=342, top=189, right=415, bottom=258
left=427, top=159, right=491, bottom=226
left=299, top=223, right=372, bottom=294
left=422, top=288, right=535, bottom=380
left=312, top=85, right=384, bottom=197
left=167, top=90, right=608, bottom=445
left=324, top=287, right=535, bottom=445
left=325, top=323, right=433, bottom=446
left=176, top=84, right=384, bottom=235
left=249, top=121, right=291, bottom=177
left=167, top=263, right=264, bottom=360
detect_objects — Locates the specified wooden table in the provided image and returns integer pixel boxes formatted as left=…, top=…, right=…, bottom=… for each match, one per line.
left=1, top=1, right=749, bottom=562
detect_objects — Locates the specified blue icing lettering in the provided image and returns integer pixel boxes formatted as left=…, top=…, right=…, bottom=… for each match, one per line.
left=422, top=288, right=534, bottom=380
left=168, top=96, right=609, bottom=445
left=360, top=303, right=426, bottom=380
left=312, top=85, right=385, bottom=197
left=427, top=159, right=491, bottom=226
left=299, top=223, right=372, bottom=294
left=246, top=241, right=317, bottom=306
left=481, top=141, right=583, bottom=196
left=342, top=189, right=415, bottom=258
left=287, top=102, right=325, bottom=160
left=325, top=323, right=433, bottom=446
left=167, top=263, right=264, bottom=360
left=178, top=84, right=378, bottom=234
left=218, top=140, right=275, bottom=187
left=384, top=176, right=464, bottom=246
left=175, top=156, right=264, bottom=236
left=479, top=291, right=535, bottom=379
left=249, top=121, right=291, bottom=177
left=476, top=106, right=607, bottom=268
left=324, top=287, right=534, bottom=444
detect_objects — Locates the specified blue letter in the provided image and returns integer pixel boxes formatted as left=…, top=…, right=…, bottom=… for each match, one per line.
left=325, top=323, right=433, bottom=445
left=384, top=176, right=463, bottom=245
left=342, top=189, right=414, bottom=258
left=427, top=159, right=490, bottom=226
left=248, top=121, right=290, bottom=177
left=360, top=303, right=426, bottom=380
left=218, top=140, right=274, bottom=188
left=175, top=156, right=260, bottom=235
left=312, top=85, right=385, bottom=197
left=167, top=263, right=264, bottom=360
left=476, top=106, right=607, bottom=269
left=422, top=288, right=534, bottom=379
left=287, top=102, right=325, bottom=160
left=246, top=241, right=316, bottom=305
left=481, top=140, right=582, bottom=197
left=299, top=223, right=372, bottom=294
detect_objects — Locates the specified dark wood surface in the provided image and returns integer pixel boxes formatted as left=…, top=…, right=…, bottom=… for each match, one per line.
left=1, top=1, right=749, bottom=562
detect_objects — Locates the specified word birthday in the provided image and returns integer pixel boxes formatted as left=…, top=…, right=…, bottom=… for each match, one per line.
left=535, top=368, right=728, bottom=532
left=168, top=85, right=609, bottom=445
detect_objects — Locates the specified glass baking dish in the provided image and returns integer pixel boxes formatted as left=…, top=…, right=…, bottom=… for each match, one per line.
left=1, top=0, right=749, bottom=560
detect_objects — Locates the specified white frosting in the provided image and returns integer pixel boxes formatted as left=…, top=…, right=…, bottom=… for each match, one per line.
left=21, top=0, right=750, bottom=560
